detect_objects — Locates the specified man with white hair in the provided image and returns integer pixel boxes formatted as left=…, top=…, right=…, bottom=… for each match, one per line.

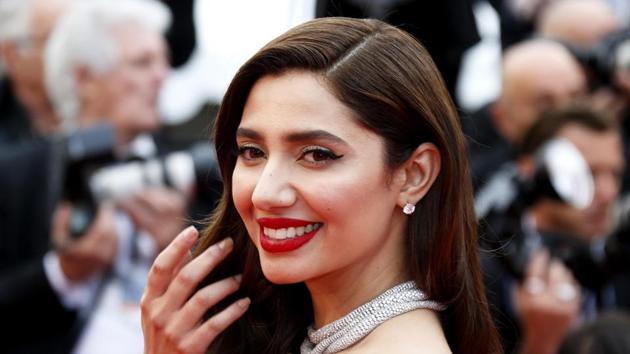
left=46, top=0, right=170, bottom=148
left=1, top=1, right=188, bottom=353
left=0, top=0, right=71, bottom=145
left=44, top=1, right=189, bottom=354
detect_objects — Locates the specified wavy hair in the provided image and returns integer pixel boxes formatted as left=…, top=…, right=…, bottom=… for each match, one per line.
left=196, top=17, right=501, bottom=354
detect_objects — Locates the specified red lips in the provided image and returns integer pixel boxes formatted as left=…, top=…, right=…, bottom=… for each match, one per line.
left=257, top=217, right=320, bottom=253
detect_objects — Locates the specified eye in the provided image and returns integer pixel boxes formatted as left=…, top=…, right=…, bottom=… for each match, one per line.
left=300, top=146, right=343, bottom=165
left=237, top=145, right=266, bottom=161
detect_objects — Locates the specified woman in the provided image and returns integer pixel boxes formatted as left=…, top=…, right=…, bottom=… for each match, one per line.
left=141, top=17, right=501, bottom=354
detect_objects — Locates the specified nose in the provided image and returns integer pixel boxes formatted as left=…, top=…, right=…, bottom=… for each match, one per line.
left=251, top=160, right=297, bottom=211
left=152, top=57, right=169, bottom=86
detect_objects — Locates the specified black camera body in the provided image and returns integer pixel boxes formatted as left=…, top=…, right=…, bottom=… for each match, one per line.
left=55, top=123, right=221, bottom=237
left=477, top=139, right=630, bottom=292
left=565, top=28, right=630, bottom=90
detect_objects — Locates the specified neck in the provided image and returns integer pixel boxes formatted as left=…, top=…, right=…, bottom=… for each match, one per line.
left=78, top=110, right=132, bottom=149
left=29, top=108, right=60, bottom=135
left=306, top=219, right=408, bottom=328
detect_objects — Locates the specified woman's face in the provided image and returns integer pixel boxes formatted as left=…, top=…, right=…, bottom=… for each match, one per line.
left=232, top=71, right=407, bottom=285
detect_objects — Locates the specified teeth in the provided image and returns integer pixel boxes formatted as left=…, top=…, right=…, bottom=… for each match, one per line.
left=263, top=223, right=321, bottom=240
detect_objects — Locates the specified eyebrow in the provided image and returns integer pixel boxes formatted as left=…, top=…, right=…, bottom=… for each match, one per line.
left=236, top=127, right=347, bottom=145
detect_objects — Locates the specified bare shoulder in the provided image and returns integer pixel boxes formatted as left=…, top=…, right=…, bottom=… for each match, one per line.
left=341, top=309, right=452, bottom=354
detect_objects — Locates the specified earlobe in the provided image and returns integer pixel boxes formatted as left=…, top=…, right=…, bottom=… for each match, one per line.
left=397, top=143, right=441, bottom=209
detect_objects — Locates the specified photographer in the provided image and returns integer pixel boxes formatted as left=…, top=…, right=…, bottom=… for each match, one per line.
left=462, top=39, right=586, bottom=190
left=0, top=140, right=119, bottom=354
left=0, top=1, right=199, bottom=353
left=479, top=104, right=627, bottom=354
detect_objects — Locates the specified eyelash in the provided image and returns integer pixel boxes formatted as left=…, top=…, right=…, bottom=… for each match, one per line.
left=237, top=145, right=265, bottom=160
left=301, top=146, right=344, bottom=165
left=236, top=144, right=343, bottom=165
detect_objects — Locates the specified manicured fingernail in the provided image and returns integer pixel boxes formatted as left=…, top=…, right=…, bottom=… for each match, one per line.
left=183, top=225, right=198, bottom=241
left=237, top=297, right=251, bottom=309
left=218, top=237, right=233, bottom=251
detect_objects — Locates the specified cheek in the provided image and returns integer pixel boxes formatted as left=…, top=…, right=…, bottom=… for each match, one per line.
left=303, top=172, right=393, bottom=226
left=231, top=165, right=258, bottom=228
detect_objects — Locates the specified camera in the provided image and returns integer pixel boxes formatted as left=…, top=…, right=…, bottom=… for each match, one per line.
left=565, top=27, right=630, bottom=90
left=475, top=138, right=628, bottom=290
left=55, top=123, right=221, bottom=237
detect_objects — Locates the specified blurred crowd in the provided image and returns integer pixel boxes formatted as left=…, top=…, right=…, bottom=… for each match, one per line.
left=1, top=0, right=630, bottom=353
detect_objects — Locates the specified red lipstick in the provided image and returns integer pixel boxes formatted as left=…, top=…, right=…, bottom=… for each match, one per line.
left=258, top=217, right=320, bottom=253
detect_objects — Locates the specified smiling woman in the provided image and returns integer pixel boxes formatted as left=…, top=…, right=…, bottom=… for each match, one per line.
left=141, top=17, right=501, bottom=354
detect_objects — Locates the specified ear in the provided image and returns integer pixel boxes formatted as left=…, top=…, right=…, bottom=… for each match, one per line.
left=74, top=66, right=97, bottom=97
left=393, top=142, right=441, bottom=209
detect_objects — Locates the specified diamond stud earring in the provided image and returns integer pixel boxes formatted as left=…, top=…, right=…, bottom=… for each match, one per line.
left=403, top=202, right=415, bottom=215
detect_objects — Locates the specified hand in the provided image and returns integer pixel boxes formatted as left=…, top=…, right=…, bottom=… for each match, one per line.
left=141, top=227, right=250, bottom=354
left=515, top=250, right=581, bottom=354
left=52, top=202, right=118, bottom=282
left=120, top=188, right=187, bottom=251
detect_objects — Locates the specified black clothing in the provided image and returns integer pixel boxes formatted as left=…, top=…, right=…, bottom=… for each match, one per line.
left=0, top=78, right=37, bottom=149
left=619, top=110, right=630, bottom=193
left=316, top=0, right=481, bottom=102
left=480, top=211, right=630, bottom=353
left=461, top=103, right=516, bottom=190
left=0, top=139, right=81, bottom=354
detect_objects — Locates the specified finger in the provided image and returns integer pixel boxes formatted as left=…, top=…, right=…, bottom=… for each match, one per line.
left=166, top=275, right=242, bottom=339
left=549, top=261, right=580, bottom=304
left=144, top=226, right=198, bottom=301
left=526, top=248, right=549, bottom=281
left=87, top=202, right=117, bottom=238
left=548, top=260, right=570, bottom=284
left=120, top=196, right=156, bottom=229
left=133, top=188, right=183, bottom=216
left=173, top=249, right=194, bottom=276
left=180, top=297, right=251, bottom=353
left=522, top=249, right=550, bottom=296
left=161, top=237, right=233, bottom=312
left=51, top=202, right=72, bottom=249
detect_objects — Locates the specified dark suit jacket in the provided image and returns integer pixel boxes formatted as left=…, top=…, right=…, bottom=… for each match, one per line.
left=461, top=103, right=516, bottom=190
left=0, top=78, right=38, bottom=148
left=0, top=140, right=81, bottom=354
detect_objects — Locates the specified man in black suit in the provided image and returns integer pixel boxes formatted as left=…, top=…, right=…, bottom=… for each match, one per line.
left=479, top=104, right=628, bottom=354
left=0, top=0, right=116, bottom=352
left=0, top=138, right=119, bottom=354
left=0, top=1, right=190, bottom=352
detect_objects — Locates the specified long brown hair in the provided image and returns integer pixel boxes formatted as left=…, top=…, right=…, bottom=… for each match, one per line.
left=196, top=17, right=501, bottom=354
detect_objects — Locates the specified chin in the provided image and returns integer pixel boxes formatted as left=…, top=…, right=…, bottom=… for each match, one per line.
left=260, top=262, right=306, bottom=285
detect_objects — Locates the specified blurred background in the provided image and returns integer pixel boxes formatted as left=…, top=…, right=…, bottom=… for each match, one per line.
left=2, top=1, right=630, bottom=353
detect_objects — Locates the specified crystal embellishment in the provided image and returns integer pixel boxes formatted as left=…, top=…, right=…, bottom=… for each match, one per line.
left=403, top=202, right=415, bottom=215
left=300, top=281, right=445, bottom=354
